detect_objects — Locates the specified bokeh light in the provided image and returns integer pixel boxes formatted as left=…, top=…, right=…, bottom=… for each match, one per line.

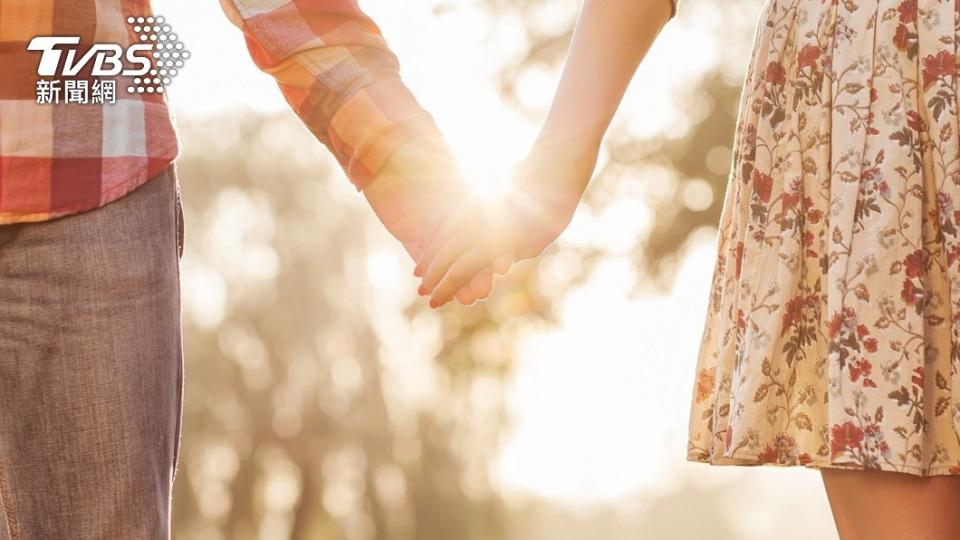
left=159, top=0, right=839, bottom=538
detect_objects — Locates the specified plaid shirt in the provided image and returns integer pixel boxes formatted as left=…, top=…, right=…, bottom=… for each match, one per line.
left=0, top=0, right=440, bottom=224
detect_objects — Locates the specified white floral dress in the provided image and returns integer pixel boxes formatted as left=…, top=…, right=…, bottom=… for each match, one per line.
left=687, top=0, right=960, bottom=476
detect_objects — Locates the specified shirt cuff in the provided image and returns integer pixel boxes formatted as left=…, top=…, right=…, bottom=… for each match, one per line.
left=323, top=77, right=441, bottom=191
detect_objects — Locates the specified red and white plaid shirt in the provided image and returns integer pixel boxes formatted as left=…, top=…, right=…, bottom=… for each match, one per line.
left=0, top=0, right=441, bottom=224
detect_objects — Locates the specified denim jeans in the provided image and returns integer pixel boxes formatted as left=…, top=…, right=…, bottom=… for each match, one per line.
left=0, top=166, right=184, bottom=539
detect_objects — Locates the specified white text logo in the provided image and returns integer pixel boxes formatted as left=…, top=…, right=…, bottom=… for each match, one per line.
left=29, top=15, right=190, bottom=104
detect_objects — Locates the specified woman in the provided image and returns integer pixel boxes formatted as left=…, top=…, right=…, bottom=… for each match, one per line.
left=415, top=0, right=960, bottom=537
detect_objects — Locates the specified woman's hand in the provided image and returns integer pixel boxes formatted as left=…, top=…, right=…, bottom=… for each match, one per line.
left=414, top=136, right=598, bottom=308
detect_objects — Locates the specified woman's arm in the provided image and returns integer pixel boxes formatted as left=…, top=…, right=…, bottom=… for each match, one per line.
left=534, top=0, right=674, bottom=182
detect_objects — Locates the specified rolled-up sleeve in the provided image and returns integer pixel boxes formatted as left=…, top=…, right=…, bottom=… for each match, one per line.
left=219, top=0, right=440, bottom=190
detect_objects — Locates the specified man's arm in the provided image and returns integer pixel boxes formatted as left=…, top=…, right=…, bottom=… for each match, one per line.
left=218, top=0, right=493, bottom=303
left=218, top=0, right=445, bottom=191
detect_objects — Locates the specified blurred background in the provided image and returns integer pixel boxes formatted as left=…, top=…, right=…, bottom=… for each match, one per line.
left=158, top=0, right=839, bottom=538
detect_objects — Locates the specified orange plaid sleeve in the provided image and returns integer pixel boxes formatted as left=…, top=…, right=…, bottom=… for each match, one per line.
left=218, top=0, right=440, bottom=191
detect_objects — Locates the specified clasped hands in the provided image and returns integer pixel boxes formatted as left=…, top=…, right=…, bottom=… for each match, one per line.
left=363, top=131, right=595, bottom=309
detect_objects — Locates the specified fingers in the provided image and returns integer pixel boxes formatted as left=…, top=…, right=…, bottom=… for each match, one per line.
left=432, top=266, right=494, bottom=308
left=493, top=256, right=512, bottom=275
left=445, top=267, right=493, bottom=307
left=455, top=286, right=475, bottom=305
left=413, top=205, right=473, bottom=278
left=419, top=228, right=475, bottom=296
left=429, top=248, right=493, bottom=308
left=469, top=267, right=493, bottom=300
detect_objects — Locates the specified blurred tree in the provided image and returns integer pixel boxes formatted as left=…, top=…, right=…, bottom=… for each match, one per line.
left=168, top=0, right=775, bottom=538
left=171, top=113, right=507, bottom=540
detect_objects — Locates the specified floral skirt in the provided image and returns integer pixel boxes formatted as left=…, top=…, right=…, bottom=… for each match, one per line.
left=687, top=0, right=960, bottom=476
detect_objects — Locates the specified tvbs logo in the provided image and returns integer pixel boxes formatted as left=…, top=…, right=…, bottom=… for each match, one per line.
left=29, top=37, right=154, bottom=77
left=28, top=15, right=189, bottom=104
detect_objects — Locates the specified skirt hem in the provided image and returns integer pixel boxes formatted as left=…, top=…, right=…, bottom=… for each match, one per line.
left=686, top=450, right=960, bottom=478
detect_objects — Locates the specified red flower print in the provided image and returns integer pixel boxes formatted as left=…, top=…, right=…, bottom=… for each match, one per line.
left=694, top=367, right=716, bottom=404
left=737, top=309, right=746, bottom=331
left=828, top=309, right=849, bottom=338
left=783, top=191, right=800, bottom=209
left=752, top=169, right=773, bottom=203
left=922, top=51, right=956, bottom=91
left=765, top=61, right=787, bottom=85
left=828, top=314, right=841, bottom=337
left=861, top=167, right=880, bottom=182
left=757, top=445, right=779, bottom=463
left=901, top=279, right=917, bottom=305
left=893, top=24, right=911, bottom=52
left=849, top=359, right=873, bottom=382
left=734, top=241, right=744, bottom=279
left=797, top=44, right=821, bottom=69
left=898, top=0, right=917, bottom=23
left=912, top=366, right=924, bottom=387
left=757, top=433, right=798, bottom=464
left=878, top=180, right=891, bottom=199
left=803, top=230, right=814, bottom=248
left=807, top=208, right=822, bottom=223
left=856, top=324, right=869, bottom=338
left=782, top=295, right=805, bottom=336
left=864, top=337, right=878, bottom=353
left=798, top=453, right=813, bottom=465
left=830, top=421, right=865, bottom=458
left=904, top=249, right=925, bottom=278
left=949, top=243, right=960, bottom=269
left=849, top=365, right=862, bottom=382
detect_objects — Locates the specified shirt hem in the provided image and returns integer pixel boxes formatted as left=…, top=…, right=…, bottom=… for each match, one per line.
left=0, top=148, right=178, bottom=226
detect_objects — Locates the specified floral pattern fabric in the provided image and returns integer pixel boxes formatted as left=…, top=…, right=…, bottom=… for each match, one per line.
left=687, top=0, right=960, bottom=476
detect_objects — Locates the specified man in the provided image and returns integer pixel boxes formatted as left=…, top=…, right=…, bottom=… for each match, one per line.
left=0, top=1, right=493, bottom=538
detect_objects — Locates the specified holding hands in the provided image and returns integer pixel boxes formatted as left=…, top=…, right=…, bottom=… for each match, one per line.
left=362, top=132, right=505, bottom=305
left=363, top=126, right=594, bottom=309
left=414, top=133, right=597, bottom=308
left=366, top=0, right=672, bottom=308
left=405, top=0, right=672, bottom=308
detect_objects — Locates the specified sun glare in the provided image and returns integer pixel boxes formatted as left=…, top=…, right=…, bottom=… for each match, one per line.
left=463, top=168, right=515, bottom=201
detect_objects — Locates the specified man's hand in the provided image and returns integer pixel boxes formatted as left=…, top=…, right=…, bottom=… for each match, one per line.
left=362, top=132, right=501, bottom=305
